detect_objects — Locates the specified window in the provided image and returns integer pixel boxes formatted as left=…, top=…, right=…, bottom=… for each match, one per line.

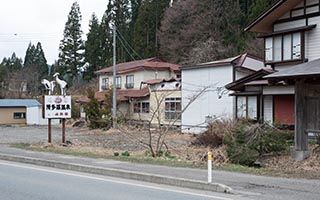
left=265, top=32, right=301, bottom=63
left=237, top=96, right=258, bottom=120
left=165, top=98, right=181, bottom=120
left=273, top=36, right=282, bottom=61
left=13, top=112, right=25, bottom=119
left=134, top=102, right=150, bottom=113
left=126, top=75, right=134, bottom=89
left=101, top=78, right=109, bottom=90
left=115, top=76, right=121, bottom=89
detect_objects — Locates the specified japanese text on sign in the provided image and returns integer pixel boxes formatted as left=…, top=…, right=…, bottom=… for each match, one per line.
left=43, top=95, right=72, bottom=119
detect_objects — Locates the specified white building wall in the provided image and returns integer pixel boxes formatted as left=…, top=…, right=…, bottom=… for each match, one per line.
left=263, top=86, right=295, bottom=95
left=306, top=16, right=320, bottom=61
left=99, top=70, right=174, bottom=91
left=26, top=106, right=39, bottom=125
left=273, top=19, right=306, bottom=31
left=263, top=95, right=273, bottom=124
left=182, top=65, right=234, bottom=134
left=26, top=106, right=59, bottom=125
left=235, top=71, right=249, bottom=80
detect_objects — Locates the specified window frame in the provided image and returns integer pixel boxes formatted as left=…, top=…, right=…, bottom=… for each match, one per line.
left=133, top=101, right=150, bottom=113
left=236, top=96, right=259, bottom=121
left=164, top=97, right=181, bottom=120
left=101, top=78, right=109, bottom=90
left=125, top=75, right=134, bottom=89
left=265, top=32, right=303, bottom=63
left=115, top=76, right=122, bottom=89
left=13, top=112, right=26, bottom=119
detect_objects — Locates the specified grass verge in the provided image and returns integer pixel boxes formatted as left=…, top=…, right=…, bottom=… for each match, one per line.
left=9, top=143, right=298, bottom=178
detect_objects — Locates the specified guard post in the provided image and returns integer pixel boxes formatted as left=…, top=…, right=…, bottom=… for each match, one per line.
left=208, top=150, right=213, bottom=183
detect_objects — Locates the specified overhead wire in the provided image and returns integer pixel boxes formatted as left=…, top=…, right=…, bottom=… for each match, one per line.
left=116, top=29, right=142, bottom=60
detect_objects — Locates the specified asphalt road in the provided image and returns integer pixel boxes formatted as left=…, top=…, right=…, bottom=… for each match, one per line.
left=0, top=161, right=246, bottom=200
left=1, top=126, right=320, bottom=200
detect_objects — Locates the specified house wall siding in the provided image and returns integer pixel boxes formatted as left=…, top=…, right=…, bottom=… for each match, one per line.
left=273, top=19, right=306, bottom=31
left=263, top=95, right=273, bottom=124
left=0, top=107, right=26, bottom=124
left=181, top=65, right=234, bottom=134
left=263, top=86, right=295, bottom=95
left=26, top=106, right=39, bottom=125
left=235, top=71, right=249, bottom=80
left=128, top=89, right=181, bottom=126
left=98, top=70, right=173, bottom=91
left=306, top=16, right=320, bottom=61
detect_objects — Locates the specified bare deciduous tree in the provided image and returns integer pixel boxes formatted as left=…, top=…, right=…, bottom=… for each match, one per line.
left=118, top=85, right=212, bottom=157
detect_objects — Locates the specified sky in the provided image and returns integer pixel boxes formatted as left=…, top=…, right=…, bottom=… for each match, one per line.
left=0, top=0, right=108, bottom=64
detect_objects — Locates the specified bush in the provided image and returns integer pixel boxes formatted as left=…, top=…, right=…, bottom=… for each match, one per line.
left=194, top=119, right=236, bottom=147
left=121, top=151, right=130, bottom=157
left=227, top=145, right=259, bottom=166
left=226, top=122, right=293, bottom=166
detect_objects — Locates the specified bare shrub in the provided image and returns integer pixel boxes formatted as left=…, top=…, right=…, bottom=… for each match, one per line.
left=193, top=119, right=236, bottom=147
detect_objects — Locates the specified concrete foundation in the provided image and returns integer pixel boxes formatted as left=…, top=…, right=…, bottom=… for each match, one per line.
left=291, top=150, right=311, bottom=161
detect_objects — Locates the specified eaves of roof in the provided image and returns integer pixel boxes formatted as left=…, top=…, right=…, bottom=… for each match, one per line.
left=225, top=68, right=274, bottom=91
left=0, top=99, right=41, bottom=107
left=265, top=58, right=320, bottom=80
left=245, top=0, right=303, bottom=33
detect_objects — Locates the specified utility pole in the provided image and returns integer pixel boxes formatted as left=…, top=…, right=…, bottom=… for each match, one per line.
left=155, top=0, right=158, bottom=55
left=113, top=25, right=117, bottom=129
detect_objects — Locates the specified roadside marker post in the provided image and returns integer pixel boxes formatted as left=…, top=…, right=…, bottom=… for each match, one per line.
left=208, top=151, right=212, bottom=183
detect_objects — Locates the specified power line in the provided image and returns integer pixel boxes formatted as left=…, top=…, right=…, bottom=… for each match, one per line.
left=117, top=34, right=136, bottom=61
left=116, top=29, right=142, bottom=60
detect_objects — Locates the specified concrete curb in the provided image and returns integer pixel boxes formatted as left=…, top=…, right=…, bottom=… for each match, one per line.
left=0, top=153, right=232, bottom=193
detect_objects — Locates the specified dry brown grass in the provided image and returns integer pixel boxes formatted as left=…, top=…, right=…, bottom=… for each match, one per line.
left=29, top=124, right=320, bottom=178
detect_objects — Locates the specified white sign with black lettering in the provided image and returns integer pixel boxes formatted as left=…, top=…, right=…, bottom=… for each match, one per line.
left=43, top=95, right=72, bottom=119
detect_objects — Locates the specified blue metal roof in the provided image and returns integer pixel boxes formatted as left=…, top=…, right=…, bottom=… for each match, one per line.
left=0, top=99, right=41, bottom=107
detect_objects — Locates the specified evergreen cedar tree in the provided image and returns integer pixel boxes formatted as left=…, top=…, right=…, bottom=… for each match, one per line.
left=0, top=0, right=277, bottom=93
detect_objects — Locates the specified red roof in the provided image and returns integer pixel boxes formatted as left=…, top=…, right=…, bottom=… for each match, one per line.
left=141, top=77, right=181, bottom=85
left=95, top=58, right=180, bottom=75
left=76, top=87, right=150, bottom=104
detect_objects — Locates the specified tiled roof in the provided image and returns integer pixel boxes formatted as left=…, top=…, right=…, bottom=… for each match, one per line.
left=0, top=99, right=41, bottom=107
left=265, top=58, right=320, bottom=79
left=77, top=87, right=150, bottom=104
left=141, top=77, right=181, bottom=85
left=95, top=58, right=180, bottom=75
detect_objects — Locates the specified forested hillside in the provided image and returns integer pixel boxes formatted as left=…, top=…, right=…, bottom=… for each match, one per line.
left=0, top=0, right=277, bottom=97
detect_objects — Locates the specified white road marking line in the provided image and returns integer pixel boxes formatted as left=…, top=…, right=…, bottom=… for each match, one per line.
left=0, top=161, right=234, bottom=200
